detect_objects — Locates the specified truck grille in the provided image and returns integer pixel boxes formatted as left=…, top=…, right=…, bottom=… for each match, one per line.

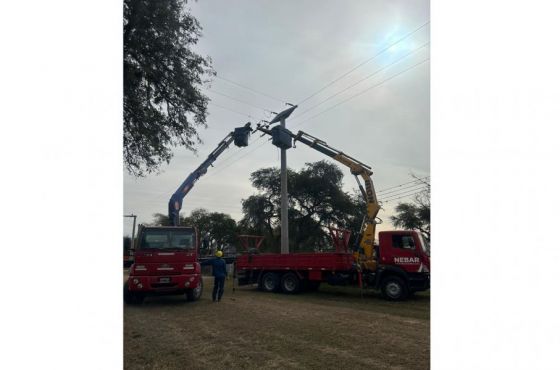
left=151, top=282, right=178, bottom=289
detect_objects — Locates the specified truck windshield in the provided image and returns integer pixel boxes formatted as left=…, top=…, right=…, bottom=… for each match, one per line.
left=140, top=230, right=195, bottom=250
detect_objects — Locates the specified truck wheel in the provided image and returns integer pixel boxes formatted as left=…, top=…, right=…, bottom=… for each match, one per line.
left=280, top=272, right=301, bottom=294
left=381, top=276, right=408, bottom=301
left=259, top=272, right=279, bottom=292
left=123, top=283, right=144, bottom=305
left=186, top=278, right=203, bottom=302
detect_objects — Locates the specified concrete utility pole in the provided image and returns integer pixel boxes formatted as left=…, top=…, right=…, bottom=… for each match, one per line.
left=280, top=118, right=289, bottom=254
left=267, top=105, right=297, bottom=254
left=124, top=214, right=137, bottom=248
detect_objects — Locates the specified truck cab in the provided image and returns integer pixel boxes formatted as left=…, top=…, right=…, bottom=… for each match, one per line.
left=124, top=225, right=203, bottom=304
left=373, top=230, right=430, bottom=300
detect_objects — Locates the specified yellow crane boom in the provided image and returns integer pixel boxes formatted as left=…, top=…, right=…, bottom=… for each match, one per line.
left=257, top=124, right=381, bottom=271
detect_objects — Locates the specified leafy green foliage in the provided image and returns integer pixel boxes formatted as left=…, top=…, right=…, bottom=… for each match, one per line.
left=123, top=236, right=132, bottom=251
left=389, top=184, right=430, bottom=240
left=124, top=0, right=214, bottom=176
left=239, top=161, right=365, bottom=252
left=152, top=209, right=238, bottom=256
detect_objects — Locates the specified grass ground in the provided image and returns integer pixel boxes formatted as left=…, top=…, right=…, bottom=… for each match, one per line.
left=124, top=272, right=429, bottom=370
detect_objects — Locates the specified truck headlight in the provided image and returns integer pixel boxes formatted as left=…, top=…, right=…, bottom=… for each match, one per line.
left=184, top=282, right=191, bottom=287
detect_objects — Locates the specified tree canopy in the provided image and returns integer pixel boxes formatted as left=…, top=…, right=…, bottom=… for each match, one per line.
left=389, top=177, right=430, bottom=240
left=124, top=0, right=214, bottom=176
left=152, top=208, right=238, bottom=256
left=239, top=161, right=365, bottom=252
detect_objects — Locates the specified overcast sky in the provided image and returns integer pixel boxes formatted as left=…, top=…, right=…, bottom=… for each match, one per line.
left=123, top=0, right=430, bottom=237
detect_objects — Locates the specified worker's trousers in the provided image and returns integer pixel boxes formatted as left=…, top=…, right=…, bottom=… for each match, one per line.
left=212, top=276, right=225, bottom=302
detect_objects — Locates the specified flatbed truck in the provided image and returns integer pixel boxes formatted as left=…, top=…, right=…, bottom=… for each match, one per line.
left=236, top=229, right=430, bottom=300
left=235, top=125, right=430, bottom=300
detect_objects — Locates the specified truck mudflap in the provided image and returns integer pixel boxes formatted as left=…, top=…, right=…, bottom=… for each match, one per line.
left=128, top=273, right=201, bottom=293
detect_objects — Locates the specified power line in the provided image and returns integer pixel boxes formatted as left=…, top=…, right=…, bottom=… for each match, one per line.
left=208, top=89, right=274, bottom=114
left=381, top=186, right=427, bottom=201
left=382, top=192, right=426, bottom=203
left=215, top=75, right=286, bottom=104
left=378, top=183, right=426, bottom=197
left=207, top=56, right=430, bottom=178
left=377, top=176, right=430, bottom=193
left=208, top=101, right=257, bottom=119
left=291, top=42, right=429, bottom=121
left=381, top=189, right=428, bottom=203
left=291, top=58, right=430, bottom=129
left=297, top=20, right=430, bottom=105
left=207, top=57, right=430, bottom=182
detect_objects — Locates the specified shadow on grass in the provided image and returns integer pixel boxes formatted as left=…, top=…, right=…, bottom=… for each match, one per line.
left=235, top=283, right=429, bottom=302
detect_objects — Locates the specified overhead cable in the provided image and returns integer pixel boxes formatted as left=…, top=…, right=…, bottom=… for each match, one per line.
left=377, top=176, right=430, bottom=193
left=297, top=20, right=430, bottom=105
left=292, top=42, right=430, bottom=121
left=292, top=58, right=430, bottom=129
left=208, top=89, right=274, bottom=114
left=215, top=75, right=286, bottom=104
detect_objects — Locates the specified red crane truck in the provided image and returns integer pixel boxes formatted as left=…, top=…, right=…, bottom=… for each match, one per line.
left=124, top=123, right=252, bottom=304
left=124, top=225, right=203, bottom=304
left=235, top=229, right=430, bottom=300
left=235, top=126, right=430, bottom=300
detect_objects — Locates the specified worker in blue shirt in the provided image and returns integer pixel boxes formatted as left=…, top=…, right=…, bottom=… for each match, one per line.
left=201, top=250, right=227, bottom=302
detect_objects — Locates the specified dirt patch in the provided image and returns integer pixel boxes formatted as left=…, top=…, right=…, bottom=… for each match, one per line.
left=124, top=274, right=429, bottom=369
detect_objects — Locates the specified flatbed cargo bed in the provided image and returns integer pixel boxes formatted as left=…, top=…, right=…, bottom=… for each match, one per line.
left=236, top=252, right=355, bottom=272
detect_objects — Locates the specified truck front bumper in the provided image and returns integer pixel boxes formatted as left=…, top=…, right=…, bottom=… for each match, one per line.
left=128, top=274, right=201, bottom=293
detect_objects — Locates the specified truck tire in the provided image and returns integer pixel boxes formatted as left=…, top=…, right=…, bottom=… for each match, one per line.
left=186, top=278, right=203, bottom=302
left=381, top=276, right=408, bottom=301
left=123, top=283, right=144, bottom=305
left=280, top=272, right=301, bottom=294
left=259, top=272, right=280, bottom=292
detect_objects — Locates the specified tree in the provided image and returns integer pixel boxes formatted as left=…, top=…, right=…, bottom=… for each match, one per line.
left=184, top=208, right=238, bottom=254
left=123, top=236, right=132, bottom=251
left=389, top=175, right=430, bottom=240
left=151, top=208, right=238, bottom=256
left=124, top=0, right=214, bottom=176
left=239, top=161, right=362, bottom=252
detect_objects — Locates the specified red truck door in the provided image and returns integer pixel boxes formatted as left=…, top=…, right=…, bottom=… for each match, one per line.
left=380, top=232, right=425, bottom=273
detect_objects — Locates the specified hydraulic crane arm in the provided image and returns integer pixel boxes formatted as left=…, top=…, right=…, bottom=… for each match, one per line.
left=256, top=125, right=381, bottom=270
left=168, top=123, right=251, bottom=226
left=292, top=131, right=381, bottom=269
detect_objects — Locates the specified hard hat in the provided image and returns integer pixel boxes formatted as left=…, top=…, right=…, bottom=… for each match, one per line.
left=215, top=250, right=223, bottom=257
